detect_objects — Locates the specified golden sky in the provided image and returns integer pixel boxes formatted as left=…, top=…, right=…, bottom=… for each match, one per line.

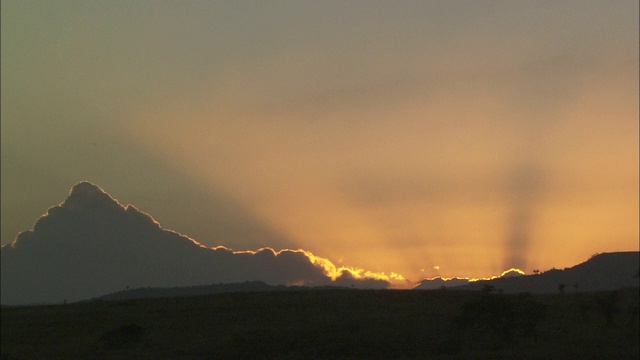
left=2, top=1, right=638, bottom=284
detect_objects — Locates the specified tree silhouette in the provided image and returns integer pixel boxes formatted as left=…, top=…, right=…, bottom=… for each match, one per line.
left=557, top=283, right=566, bottom=294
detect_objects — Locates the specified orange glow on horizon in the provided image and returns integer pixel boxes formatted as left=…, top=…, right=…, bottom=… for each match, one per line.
left=128, top=75, right=636, bottom=283
left=114, top=17, right=637, bottom=285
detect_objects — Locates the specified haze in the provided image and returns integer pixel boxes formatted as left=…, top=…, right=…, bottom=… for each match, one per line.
left=2, top=1, right=638, bottom=283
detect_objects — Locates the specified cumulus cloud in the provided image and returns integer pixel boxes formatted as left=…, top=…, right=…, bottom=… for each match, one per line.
left=499, top=268, right=525, bottom=278
left=0, top=182, right=391, bottom=305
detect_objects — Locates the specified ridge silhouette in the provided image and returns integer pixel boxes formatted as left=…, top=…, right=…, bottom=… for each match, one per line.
left=417, top=252, right=639, bottom=294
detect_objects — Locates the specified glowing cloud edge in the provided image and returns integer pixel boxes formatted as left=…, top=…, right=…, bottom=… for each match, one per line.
left=213, top=246, right=405, bottom=284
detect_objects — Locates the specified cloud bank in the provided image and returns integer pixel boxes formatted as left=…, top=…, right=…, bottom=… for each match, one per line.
left=0, top=182, right=393, bottom=305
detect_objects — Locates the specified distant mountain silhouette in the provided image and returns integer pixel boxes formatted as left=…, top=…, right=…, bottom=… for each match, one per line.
left=1, top=182, right=388, bottom=305
left=413, top=277, right=472, bottom=290
left=88, top=281, right=354, bottom=302
left=414, top=269, right=526, bottom=290
left=433, top=252, right=639, bottom=294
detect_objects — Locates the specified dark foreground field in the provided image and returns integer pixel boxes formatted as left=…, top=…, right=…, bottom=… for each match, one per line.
left=2, top=288, right=638, bottom=359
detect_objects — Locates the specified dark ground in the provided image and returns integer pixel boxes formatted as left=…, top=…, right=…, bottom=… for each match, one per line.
left=2, top=288, right=638, bottom=359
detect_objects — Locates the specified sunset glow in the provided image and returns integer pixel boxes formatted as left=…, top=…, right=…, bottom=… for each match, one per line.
left=2, top=1, right=638, bottom=286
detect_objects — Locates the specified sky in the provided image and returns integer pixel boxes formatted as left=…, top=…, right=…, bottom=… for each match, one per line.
left=2, top=0, right=638, bottom=285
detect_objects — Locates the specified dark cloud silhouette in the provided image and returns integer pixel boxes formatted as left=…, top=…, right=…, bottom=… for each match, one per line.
left=499, top=268, right=525, bottom=278
left=0, top=182, right=388, bottom=305
left=334, top=269, right=389, bottom=289
left=0, top=137, right=297, bottom=252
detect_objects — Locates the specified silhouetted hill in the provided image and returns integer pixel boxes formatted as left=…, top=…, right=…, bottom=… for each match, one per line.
left=413, top=277, right=472, bottom=290
left=1, top=182, right=387, bottom=305
left=89, top=281, right=354, bottom=302
left=90, top=281, right=281, bottom=302
left=446, top=252, right=639, bottom=294
left=414, top=269, right=526, bottom=290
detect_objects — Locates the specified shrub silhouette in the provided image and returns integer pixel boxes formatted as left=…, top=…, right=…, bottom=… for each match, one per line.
left=558, top=283, right=566, bottom=294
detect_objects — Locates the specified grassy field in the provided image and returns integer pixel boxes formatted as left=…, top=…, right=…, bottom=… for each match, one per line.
left=2, top=288, right=638, bottom=359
